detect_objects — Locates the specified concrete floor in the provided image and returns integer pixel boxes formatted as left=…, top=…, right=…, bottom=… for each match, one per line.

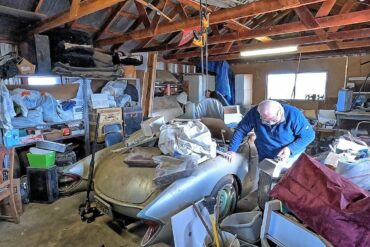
left=0, top=192, right=257, bottom=247
left=0, top=192, right=167, bottom=247
left=0, top=144, right=259, bottom=247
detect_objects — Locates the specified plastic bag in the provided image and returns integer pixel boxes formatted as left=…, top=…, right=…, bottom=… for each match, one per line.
left=102, top=80, right=130, bottom=107
left=0, top=81, right=16, bottom=129
left=153, top=155, right=198, bottom=186
left=27, top=107, right=44, bottom=124
left=158, top=120, right=216, bottom=158
left=337, top=159, right=370, bottom=190
left=41, top=93, right=62, bottom=122
left=11, top=88, right=42, bottom=117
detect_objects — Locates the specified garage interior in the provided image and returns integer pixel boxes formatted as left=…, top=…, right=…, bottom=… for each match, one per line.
left=0, top=0, right=369, bottom=246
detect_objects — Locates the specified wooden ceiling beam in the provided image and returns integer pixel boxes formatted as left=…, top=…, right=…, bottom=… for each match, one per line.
left=135, top=0, right=172, bottom=21
left=93, top=1, right=129, bottom=41
left=96, top=0, right=326, bottom=47
left=328, top=0, right=357, bottom=33
left=31, top=0, right=125, bottom=34
left=34, top=0, right=44, bottom=13
left=164, top=27, right=370, bottom=60
left=134, top=8, right=370, bottom=53
left=139, top=0, right=170, bottom=48
left=135, top=1, right=151, bottom=28
left=119, top=11, right=138, bottom=19
left=206, top=39, right=370, bottom=61
left=70, top=0, right=80, bottom=18
left=315, top=0, right=337, bottom=17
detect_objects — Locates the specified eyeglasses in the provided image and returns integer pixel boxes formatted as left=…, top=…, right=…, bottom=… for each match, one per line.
left=261, top=109, right=282, bottom=126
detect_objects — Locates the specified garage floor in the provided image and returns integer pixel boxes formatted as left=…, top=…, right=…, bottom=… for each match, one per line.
left=0, top=192, right=168, bottom=247
left=0, top=192, right=257, bottom=247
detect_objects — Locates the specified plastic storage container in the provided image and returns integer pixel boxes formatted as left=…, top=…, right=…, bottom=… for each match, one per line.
left=336, top=88, right=353, bottom=112
left=220, top=211, right=263, bottom=243
left=27, top=151, right=56, bottom=168
left=27, top=166, right=58, bottom=203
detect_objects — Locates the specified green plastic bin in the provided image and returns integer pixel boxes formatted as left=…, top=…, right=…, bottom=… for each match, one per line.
left=27, top=151, right=56, bottom=169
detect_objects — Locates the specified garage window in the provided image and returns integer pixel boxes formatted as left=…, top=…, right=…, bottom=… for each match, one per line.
left=28, top=77, right=59, bottom=86
left=267, top=72, right=327, bottom=100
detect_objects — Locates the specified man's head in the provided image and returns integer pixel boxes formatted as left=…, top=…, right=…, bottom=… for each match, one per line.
left=257, top=100, right=285, bottom=126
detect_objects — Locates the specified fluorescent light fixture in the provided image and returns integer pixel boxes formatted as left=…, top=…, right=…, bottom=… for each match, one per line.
left=240, top=45, right=298, bottom=57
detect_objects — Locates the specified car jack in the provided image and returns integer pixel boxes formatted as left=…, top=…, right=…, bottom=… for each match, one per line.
left=79, top=113, right=103, bottom=223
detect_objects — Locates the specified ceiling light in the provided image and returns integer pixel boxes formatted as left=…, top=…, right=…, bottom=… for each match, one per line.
left=240, top=45, right=298, bottom=57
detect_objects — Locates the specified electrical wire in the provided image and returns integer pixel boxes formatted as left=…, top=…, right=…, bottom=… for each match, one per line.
left=290, top=52, right=302, bottom=100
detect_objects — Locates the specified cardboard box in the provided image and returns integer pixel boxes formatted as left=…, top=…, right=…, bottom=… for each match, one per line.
left=73, top=105, right=83, bottom=120
left=90, top=94, right=109, bottom=109
left=16, top=58, right=35, bottom=75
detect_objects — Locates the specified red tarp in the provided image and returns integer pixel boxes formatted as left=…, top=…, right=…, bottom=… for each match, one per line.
left=270, top=154, right=370, bottom=247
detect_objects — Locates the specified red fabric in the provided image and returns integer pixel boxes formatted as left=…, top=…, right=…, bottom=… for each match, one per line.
left=270, top=154, right=370, bottom=247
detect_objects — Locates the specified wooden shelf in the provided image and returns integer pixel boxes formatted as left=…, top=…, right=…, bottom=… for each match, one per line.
left=12, top=133, right=85, bottom=148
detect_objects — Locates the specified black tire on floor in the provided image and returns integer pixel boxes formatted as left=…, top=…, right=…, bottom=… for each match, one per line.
left=210, top=175, right=239, bottom=220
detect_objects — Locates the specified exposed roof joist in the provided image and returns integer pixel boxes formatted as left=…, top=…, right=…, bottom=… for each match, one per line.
left=96, top=0, right=326, bottom=47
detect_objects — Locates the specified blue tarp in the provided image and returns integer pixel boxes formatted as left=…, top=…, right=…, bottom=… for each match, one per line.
left=197, top=61, right=235, bottom=104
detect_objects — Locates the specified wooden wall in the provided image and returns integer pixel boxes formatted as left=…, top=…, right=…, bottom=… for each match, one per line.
left=231, top=54, right=370, bottom=110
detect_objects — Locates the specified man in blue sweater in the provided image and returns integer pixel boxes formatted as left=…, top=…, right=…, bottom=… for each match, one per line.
left=227, top=100, right=315, bottom=166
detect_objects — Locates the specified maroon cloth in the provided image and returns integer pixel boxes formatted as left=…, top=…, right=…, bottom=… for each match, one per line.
left=270, top=154, right=370, bottom=247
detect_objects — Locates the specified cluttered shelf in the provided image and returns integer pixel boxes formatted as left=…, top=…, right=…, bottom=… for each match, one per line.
left=335, top=110, right=370, bottom=119
left=11, top=133, right=85, bottom=148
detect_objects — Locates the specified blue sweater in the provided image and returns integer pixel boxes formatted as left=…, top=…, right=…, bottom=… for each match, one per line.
left=229, top=104, right=315, bottom=161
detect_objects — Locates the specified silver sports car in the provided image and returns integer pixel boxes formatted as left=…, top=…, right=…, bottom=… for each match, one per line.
left=64, top=120, right=253, bottom=246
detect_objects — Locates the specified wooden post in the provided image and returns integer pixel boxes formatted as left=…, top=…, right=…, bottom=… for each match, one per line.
left=142, top=52, right=157, bottom=117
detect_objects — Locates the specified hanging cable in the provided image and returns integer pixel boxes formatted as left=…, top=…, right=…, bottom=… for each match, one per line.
left=290, top=52, right=302, bottom=100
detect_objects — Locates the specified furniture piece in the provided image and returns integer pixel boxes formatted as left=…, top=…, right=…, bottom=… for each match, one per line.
left=260, top=200, right=332, bottom=247
left=335, top=110, right=370, bottom=128
left=0, top=147, right=20, bottom=223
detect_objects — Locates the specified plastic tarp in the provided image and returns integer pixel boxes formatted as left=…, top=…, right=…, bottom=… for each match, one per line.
left=102, top=80, right=133, bottom=107
left=337, top=158, right=370, bottom=190
left=153, top=155, right=197, bottom=186
left=41, top=93, right=63, bottom=122
left=158, top=120, right=216, bottom=159
left=195, top=98, right=224, bottom=120
left=198, top=61, right=234, bottom=104
left=270, top=154, right=370, bottom=247
left=0, top=81, right=16, bottom=129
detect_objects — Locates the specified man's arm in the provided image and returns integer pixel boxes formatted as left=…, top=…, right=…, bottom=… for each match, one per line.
left=228, top=110, right=255, bottom=152
left=287, top=110, right=315, bottom=155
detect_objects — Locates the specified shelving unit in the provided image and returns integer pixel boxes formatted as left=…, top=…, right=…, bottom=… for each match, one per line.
left=1, top=75, right=141, bottom=155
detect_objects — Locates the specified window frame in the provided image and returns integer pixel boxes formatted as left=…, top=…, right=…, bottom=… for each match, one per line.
left=265, top=72, right=328, bottom=101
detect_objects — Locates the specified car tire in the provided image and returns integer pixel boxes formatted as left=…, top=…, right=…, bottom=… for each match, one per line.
left=210, top=175, right=238, bottom=220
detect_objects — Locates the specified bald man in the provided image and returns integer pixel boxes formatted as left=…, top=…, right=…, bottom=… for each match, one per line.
left=227, top=100, right=315, bottom=166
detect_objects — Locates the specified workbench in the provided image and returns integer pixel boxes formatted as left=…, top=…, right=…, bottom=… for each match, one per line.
left=335, top=110, right=370, bottom=128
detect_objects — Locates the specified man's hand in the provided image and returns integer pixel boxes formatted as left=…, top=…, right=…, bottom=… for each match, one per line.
left=277, top=147, right=291, bottom=162
left=226, top=151, right=236, bottom=163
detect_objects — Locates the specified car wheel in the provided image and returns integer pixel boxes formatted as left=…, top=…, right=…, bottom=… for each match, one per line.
left=210, top=175, right=238, bottom=220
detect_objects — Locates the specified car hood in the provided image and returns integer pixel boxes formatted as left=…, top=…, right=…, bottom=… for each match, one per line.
left=94, top=147, right=162, bottom=205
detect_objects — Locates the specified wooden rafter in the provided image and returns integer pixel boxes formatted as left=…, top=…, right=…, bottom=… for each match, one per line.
left=93, top=1, right=129, bottom=41
left=31, top=0, right=125, bottom=34
left=164, top=28, right=370, bottom=60
left=139, top=0, right=170, bottom=48
left=135, top=1, right=151, bottom=28
left=96, top=0, right=326, bottom=47
left=70, top=0, right=80, bottom=18
left=118, top=11, right=138, bottom=19
left=135, top=0, right=172, bottom=21
left=328, top=0, right=357, bottom=33
left=34, top=0, right=44, bottom=13
left=133, top=8, right=370, bottom=53
left=207, top=39, right=370, bottom=61
left=315, top=0, right=337, bottom=17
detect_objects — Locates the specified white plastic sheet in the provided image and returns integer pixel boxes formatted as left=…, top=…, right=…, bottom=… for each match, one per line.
left=0, top=81, right=16, bottom=129
left=337, top=159, right=370, bottom=190
left=158, top=120, right=216, bottom=159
